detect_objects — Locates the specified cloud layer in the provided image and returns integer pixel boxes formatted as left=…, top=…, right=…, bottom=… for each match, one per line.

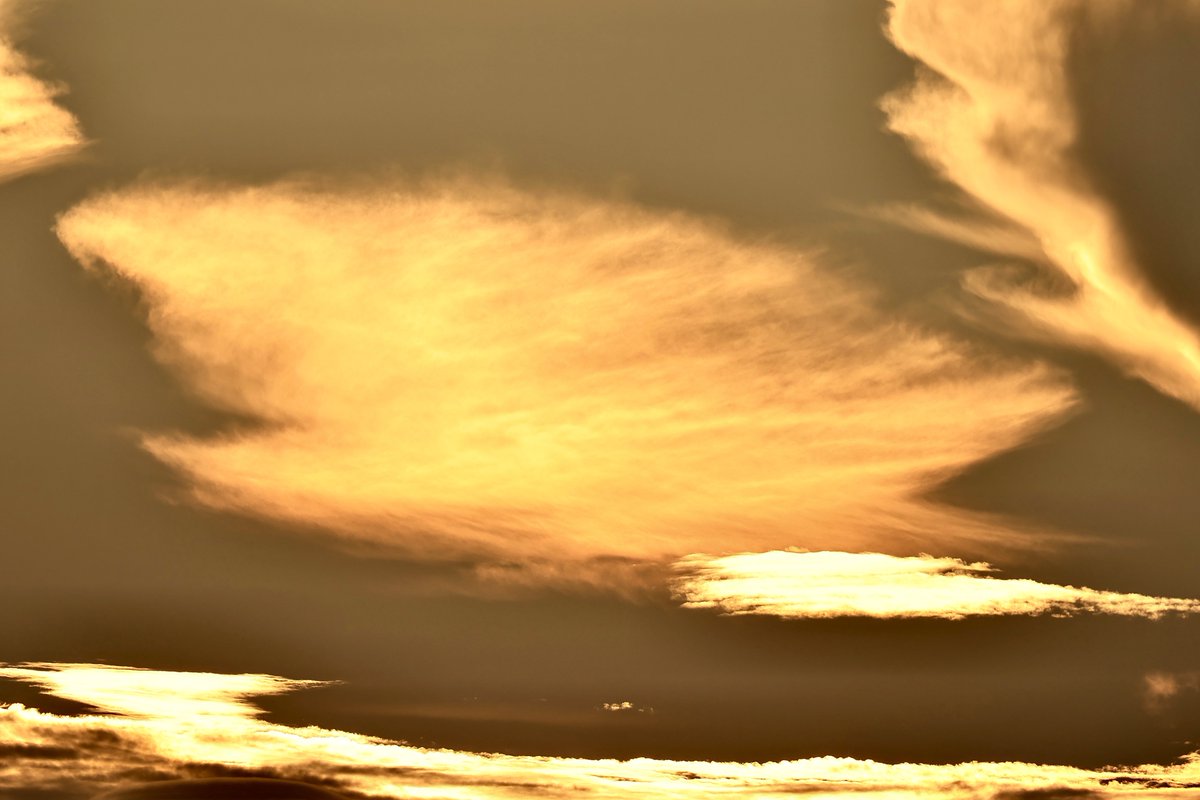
left=3, top=662, right=1200, bottom=800
left=0, top=0, right=83, bottom=180
left=673, top=551, right=1200, bottom=620
left=56, top=178, right=1073, bottom=581
left=885, top=0, right=1200, bottom=410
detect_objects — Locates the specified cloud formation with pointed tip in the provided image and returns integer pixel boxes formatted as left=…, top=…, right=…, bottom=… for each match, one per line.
left=54, top=178, right=1076, bottom=586
left=673, top=551, right=1200, bottom=620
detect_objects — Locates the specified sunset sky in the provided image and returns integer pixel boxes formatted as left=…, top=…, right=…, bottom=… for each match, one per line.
left=4, top=1, right=1200, bottom=798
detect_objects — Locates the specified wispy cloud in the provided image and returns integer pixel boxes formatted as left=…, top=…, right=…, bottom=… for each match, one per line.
left=673, top=551, right=1200, bottom=620
left=0, top=0, right=84, bottom=181
left=3, top=662, right=1200, bottom=799
left=96, top=779, right=350, bottom=800
left=885, top=0, right=1200, bottom=411
left=1143, top=671, right=1200, bottom=715
left=56, top=178, right=1074, bottom=586
left=599, top=700, right=652, bottom=714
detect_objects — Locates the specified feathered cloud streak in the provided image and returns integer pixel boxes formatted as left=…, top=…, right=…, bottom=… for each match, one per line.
left=674, top=551, right=1200, bottom=620
left=885, top=0, right=1200, bottom=410
left=0, top=0, right=83, bottom=180
left=56, top=179, right=1072, bottom=577
left=3, top=662, right=1200, bottom=799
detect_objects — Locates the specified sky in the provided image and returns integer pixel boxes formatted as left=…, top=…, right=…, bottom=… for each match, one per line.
left=3, top=1, right=1200, bottom=798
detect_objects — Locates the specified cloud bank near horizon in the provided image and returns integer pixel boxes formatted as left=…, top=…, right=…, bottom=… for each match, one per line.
left=673, top=551, right=1200, bottom=620
left=885, top=0, right=1200, bottom=411
left=0, top=0, right=83, bottom=181
left=3, top=662, right=1200, bottom=800
left=55, top=179, right=1075, bottom=583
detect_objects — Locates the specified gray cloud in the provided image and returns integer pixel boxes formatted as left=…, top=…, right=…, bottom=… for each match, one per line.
left=992, top=790, right=1105, bottom=800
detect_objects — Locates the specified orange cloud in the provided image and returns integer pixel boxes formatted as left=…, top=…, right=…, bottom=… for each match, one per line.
left=56, top=178, right=1074, bottom=584
left=0, top=662, right=324, bottom=721
left=0, top=0, right=84, bottom=180
left=3, top=662, right=1200, bottom=799
left=673, top=550, right=1200, bottom=620
left=885, top=0, right=1200, bottom=411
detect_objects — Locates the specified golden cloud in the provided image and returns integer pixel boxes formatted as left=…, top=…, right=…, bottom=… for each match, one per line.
left=56, top=178, right=1074, bottom=582
left=2, top=662, right=1199, bottom=799
left=0, top=0, right=83, bottom=181
left=885, top=0, right=1200, bottom=410
left=673, top=550, right=1200, bottom=620
left=1143, top=670, right=1200, bottom=715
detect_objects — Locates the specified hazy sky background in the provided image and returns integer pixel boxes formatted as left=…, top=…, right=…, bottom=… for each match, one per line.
left=3, top=2, right=1200, bottom=798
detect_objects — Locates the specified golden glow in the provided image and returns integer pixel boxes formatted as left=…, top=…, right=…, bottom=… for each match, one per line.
left=55, top=179, right=1074, bottom=582
left=0, top=663, right=323, bottom=720
left=674, top=550, right=1200, bottom=620
left=0, top=0, right=83, bottom=180
left=886, top=0, right=1200, bottom=410
left=1143, top=670, right=1200, bottom=714
left=2, top=663, right=1199, bottom=799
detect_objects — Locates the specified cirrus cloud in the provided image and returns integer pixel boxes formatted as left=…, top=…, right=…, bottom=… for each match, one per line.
left=885, top=0, right=1200, bottom=411
left=55, top=178, right=1074, bottom=585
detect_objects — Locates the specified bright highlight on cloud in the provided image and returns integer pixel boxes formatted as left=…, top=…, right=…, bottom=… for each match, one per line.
left=3, top=662, right=1200, bottom=799
left=673, top=551, right=1200, bottom=620
left=0, top=663, right=324, bottom=721
left=0, top=0, right=83, bottom=181
left=885, top=0, right=1200, bottom=411
left=55, top=178, right=1073, bottom=580
left=599, top=700, right=652, bottom=714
